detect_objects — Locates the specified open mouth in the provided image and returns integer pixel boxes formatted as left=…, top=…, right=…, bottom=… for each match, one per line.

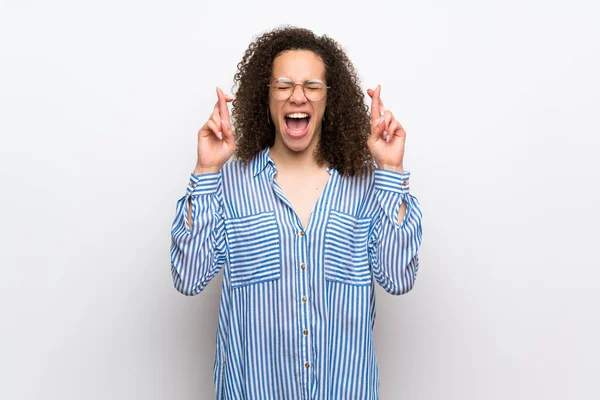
left=284, top=112, right=311, bottom=137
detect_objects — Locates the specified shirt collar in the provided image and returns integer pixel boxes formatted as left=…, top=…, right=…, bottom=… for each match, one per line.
left=251, top=146, right=334, bottom=176
left=252, top=147, right=275, bottom=177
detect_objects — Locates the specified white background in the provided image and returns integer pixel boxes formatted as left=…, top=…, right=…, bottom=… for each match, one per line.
left=1, top=0, right=599, bottom=399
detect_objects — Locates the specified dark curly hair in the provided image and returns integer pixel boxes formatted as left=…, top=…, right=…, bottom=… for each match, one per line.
left=231, top=26, right=373, bottom=176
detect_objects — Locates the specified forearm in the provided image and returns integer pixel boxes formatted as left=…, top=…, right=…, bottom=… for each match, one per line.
left=370, top=168, right=423, bottom=294
left=188, top=166, right=222, bottom=228
left=379, top=165, right=408, bottom=226
left=171, top=171, right=225, bottom=295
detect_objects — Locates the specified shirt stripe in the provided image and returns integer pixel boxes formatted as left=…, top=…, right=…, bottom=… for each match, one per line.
left=170, top=147, right=423, bottom=399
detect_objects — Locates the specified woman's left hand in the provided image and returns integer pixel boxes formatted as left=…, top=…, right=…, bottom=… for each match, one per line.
left=366, top=85, right=406, bottom=172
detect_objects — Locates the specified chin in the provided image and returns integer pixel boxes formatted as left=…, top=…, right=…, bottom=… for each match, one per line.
left=282, top=130, right=318, bottom=153
left=285, top=143, right=311, bottom=153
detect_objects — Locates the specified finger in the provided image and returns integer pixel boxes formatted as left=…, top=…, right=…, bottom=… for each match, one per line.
left=216, top=87, right=231, bottom=123
left=383, top=110, right=394, bottom=130
left=220, top=115, right=235, bottom=142
left=217, top=88, right=235, bottom=140
left=211, top=104, right=222, bottom=129
left=213, top=103, right=234, bottom=142
left=370, top=85, right=382, bottom=125
left=372, top=113, right=386, bottom=142
left=207, top=119, right=222, bottom=140
left=375, top=85, right=386, bottom=123
left=367, top=88, right=374, bottom=98
left=393, top=121, right=406, bottom=139
left=373, top=123, right=385, bottom=141
left=381, top=110, right=394, bottom=142
left=379, top=92, right=386, bottom=114
left=387, top=119, right=399, bottom=143
left=221, top=120, right=233, bottom=143
left=209, top=102, right=223, bottom=140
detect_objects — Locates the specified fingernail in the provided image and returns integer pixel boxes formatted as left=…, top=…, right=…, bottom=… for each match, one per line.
left=377, top=117, right=385, bottom=126
left=217, top=131, right=223, bottom=140
left=221, top=120, right=228, bottom=130
left=386, top=134, right=391, bottom=143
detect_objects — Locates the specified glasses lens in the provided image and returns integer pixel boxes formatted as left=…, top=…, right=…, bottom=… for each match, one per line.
left=304, top=82, right=326, bottom=101
left=271, top=82, right=294, bottom=100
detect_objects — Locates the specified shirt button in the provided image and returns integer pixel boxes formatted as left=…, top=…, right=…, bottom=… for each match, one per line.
left=402, top=181, right=407, bottom=186
left=300, top=230, right=305, bottom=236
left=302, top=296, right=307, bottom=303
left=190, top=182, right=196, bottom=188
left=301, top=264, right=306, bottom=270
left=303, top=329, right=309, bottom=335
left=305, top=363, right=310, bottom=368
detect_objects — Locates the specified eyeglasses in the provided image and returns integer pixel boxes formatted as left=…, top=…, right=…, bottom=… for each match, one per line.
left=267, top=78, right=330, bottom=102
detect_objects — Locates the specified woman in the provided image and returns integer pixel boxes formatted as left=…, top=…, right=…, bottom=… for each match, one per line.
left=170, top=26, right=423, bottom=399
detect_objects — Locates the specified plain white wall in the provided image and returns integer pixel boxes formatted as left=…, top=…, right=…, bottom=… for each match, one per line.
left=1, top=0, right=599, bottom=398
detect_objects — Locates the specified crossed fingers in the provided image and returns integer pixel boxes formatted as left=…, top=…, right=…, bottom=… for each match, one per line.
left=206, top=87, right=234, bottom=141
left=367, top=85, right=404, bottom=143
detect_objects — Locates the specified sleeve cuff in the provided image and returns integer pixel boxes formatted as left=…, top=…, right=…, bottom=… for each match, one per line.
left=186, top=171, right=220, bottom=196
left=374, top=168, right=410, bottom=195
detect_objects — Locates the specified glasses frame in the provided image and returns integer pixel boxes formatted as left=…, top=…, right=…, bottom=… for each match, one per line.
left=267, top=78, right=330, bottom=102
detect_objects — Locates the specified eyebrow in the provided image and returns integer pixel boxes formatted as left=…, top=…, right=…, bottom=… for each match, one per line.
left=272, top=77, right=325, bottom=84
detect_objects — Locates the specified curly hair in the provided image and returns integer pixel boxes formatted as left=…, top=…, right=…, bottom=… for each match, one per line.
left=231, top=26, right=373, bottom=176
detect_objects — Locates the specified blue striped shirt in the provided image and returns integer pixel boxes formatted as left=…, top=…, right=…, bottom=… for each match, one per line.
left=170, top=147, right=423, bottom=399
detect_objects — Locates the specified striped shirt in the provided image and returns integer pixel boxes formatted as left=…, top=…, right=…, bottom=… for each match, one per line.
left=170, top=147, right=423, bottom=399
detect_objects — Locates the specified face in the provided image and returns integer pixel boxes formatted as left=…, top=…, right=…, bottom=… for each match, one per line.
left=269, top=50, right=327, bottom=154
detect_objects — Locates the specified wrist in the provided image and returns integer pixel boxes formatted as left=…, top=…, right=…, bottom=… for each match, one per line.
left=380, top=164, right=404, bottom=173
left=194, top=165, right=221, bottom=175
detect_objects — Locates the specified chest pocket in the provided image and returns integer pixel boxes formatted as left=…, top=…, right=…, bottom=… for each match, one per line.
left=324, top=209, right=372, bottom=286
left=224, top=211, right=281, bottom=289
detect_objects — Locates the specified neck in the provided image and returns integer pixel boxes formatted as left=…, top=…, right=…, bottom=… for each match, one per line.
left=270, top=136, right=324, bottom=173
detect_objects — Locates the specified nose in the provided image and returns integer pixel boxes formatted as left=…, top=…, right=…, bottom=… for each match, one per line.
left=289, top=83, right=307, bottom=104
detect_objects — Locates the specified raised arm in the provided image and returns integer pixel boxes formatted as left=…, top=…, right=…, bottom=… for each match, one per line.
left=170, top=88, right=235, bottom=295
left=366, top=85, right=423, bottom=294
left=368, top=169, right=423, bottom=295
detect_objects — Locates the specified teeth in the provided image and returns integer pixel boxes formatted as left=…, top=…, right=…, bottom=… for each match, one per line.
left=286, top=113, right=309, bottom=119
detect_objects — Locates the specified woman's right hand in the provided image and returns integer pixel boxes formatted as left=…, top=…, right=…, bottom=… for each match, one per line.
left=194, top=87, right=235, bottom=174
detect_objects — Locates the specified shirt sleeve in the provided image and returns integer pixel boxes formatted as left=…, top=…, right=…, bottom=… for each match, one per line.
left=170, top=171, right=227, bottom=296
left=368, top=168, right=423, bottom=295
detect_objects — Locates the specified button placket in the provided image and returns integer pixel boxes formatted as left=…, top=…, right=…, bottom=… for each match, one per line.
left=297, top=227, right=313, bottom=394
